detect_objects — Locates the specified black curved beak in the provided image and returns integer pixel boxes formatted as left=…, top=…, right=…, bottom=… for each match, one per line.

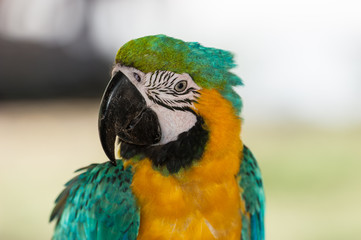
left=98, top=71, right=161, bottom=165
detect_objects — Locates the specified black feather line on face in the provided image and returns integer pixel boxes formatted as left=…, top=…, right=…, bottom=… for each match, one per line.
left=120, top=116, right=209, bottom=174
left=173, top=99, right=193, bottom=104
left=168, top=87, right=198, bottom=96
left=158, top=71, right=166, bottom=84
left=147, top=94, right=196, bottom=112
left=163, top=72, right=171, bottom=83
left=169, top=76, right=178, bottom=86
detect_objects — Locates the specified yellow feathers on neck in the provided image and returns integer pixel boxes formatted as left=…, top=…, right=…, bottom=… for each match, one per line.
left=130, top=89, right=243, bottom=240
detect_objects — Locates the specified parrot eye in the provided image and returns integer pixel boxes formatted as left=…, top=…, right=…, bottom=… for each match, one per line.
left=174, top=80, right=187, bottom=92
left=133, top=72, right=141, bottom=82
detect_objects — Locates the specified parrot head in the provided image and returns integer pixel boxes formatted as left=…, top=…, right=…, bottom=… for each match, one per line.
left=99, top=35, right=243, bottom=173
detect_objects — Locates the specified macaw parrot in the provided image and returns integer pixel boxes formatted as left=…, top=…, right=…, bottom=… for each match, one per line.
left=50, top=35, right=265, bottom=240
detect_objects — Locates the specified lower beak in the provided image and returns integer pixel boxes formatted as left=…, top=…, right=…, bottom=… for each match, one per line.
left=98, top=71, right=161, bottom=164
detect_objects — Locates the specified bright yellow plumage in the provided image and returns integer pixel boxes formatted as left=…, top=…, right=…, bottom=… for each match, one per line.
left=51, top=35, right=265, bottom=240
left=129, top=89, right=243, bottom=239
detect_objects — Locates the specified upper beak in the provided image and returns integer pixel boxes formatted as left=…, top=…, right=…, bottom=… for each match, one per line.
left=98, top=71, right=161, bottom=165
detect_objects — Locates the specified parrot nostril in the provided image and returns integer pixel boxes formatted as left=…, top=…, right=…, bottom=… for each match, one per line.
left=133, top=72, right=141, bottom=82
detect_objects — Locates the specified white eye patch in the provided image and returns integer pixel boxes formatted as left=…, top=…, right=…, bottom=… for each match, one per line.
left=112, top=64, right=202, bottom=144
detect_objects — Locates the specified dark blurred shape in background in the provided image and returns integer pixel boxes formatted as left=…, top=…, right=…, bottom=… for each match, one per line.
left=0, top=0, right=111, bottom=100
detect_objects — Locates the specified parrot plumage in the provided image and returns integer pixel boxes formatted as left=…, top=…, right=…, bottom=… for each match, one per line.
left=50, top=35, right=265, bottom=240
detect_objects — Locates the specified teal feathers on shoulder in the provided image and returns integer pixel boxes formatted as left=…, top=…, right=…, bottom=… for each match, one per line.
left=50, top=161, right=139, bottom=240
left=50, top=35, right=264, bottom=239
left=239, top=145, right=265, bottom=240
left=50, top=148, right=265, bottom=240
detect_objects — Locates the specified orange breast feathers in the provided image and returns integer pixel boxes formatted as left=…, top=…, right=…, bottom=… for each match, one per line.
left=130, top=89, right=244, bottom=240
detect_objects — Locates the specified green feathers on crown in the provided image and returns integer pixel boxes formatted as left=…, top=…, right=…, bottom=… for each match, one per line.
left=115, top=34, right=243, bottom=114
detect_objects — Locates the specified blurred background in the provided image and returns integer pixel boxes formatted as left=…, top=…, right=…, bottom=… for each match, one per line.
left=0, top=0, right=360, bottom=239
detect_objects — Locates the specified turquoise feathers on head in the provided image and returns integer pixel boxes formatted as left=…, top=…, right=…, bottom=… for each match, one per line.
left=51, top=35, right=265, bottom=240
left=116, top=34, right=243, bottom=114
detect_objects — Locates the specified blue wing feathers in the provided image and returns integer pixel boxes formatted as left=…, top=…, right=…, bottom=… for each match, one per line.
left=239, top=145, right=265, bottom=240
left=50, top=161, right=140, bottom=240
